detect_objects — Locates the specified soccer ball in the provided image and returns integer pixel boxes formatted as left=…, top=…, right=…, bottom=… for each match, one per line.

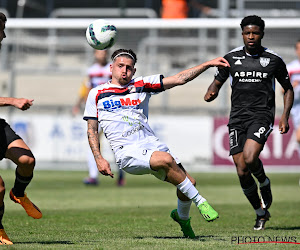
left=86, top=19, right=117, bottom=50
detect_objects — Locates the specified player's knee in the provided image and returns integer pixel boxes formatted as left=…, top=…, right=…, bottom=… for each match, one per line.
left=163, top=153, right=175, bottom=169
left=243, top=153, right=255, bottom=166
left=18, top=155, right=35, bottom=171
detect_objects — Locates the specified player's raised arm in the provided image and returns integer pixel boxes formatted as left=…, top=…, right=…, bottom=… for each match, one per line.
left=0, top=97, right=34, bottom=110
left=162, top=57, right=230, bottom=90
left=87, top=119, right=114, bottom=178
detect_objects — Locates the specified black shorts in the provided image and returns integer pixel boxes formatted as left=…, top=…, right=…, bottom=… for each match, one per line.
left=0, top=119, right=21, bottom=160
left=228, top=119, right=273, bottom=156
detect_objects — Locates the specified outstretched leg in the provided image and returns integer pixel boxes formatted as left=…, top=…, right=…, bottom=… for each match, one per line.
left=150, top=151, right=218, bottom=237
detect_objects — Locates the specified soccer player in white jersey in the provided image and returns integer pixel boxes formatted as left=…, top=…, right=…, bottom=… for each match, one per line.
left=73, top=49, right=125, bottom=186
left=287, top=39, right=300, bottom=155
left=83, top=48, right=229, bottom=238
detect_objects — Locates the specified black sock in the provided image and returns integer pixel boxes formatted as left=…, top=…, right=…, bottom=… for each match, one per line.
left=251, top=158, right=267, bottom=183
left=12, top=169, right=33, bottom=197
left=240, top=175, right=261, bottom=210
left=0, top=204, right=4, bottom=229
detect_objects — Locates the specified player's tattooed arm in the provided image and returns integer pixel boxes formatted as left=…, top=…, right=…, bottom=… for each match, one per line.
left=87, top=119, right=114, bottom=178
left=87, top=119, right=101, bottom=157
left=163, top=57, right=229, bottom=90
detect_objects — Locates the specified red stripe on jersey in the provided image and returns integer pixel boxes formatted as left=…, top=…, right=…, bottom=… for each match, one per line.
left=133, top=79, right=161, bottom=90
left=144, top=81, right=161, bottom=89
left=98, top=86, right=128, bottom=94
left=133, top=79, right=145, bottom=88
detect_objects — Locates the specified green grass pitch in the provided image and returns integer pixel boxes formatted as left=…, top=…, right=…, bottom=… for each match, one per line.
left=1, top=170, right=299, bottom=249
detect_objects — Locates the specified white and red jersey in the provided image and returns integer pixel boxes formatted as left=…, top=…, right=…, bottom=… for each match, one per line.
left=83, top=74, right=165, bottom=152
left=86, top=62, right=112, bottom=89
left=287, top=59, right=300, bottom=106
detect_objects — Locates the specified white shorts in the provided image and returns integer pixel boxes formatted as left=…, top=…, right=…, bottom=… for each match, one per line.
left=114, top=140, right=180, bottom=181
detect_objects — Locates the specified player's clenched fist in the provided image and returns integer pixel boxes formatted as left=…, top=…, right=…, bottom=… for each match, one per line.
left=13, top=98, right=34, bottom=110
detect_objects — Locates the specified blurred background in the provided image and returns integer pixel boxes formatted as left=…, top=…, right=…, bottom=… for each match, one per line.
left=0, top=0, right=299, bottom=172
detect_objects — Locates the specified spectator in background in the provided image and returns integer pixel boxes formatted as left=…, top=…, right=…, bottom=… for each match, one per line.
left=160, top=0, right=189, bottom=18
left=160, top=0, right=212, bottom=19
left=189, top=0, right=212, bottom=17
left=73, top=49, right=125, bottom=186
left=287, top=40, right=300, bottom=155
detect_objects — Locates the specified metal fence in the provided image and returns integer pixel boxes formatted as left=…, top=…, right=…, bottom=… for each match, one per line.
left=0, top=17, right=299, bottom=116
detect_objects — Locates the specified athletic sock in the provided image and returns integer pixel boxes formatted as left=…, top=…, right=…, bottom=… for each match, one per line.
left=255, top=207, right=266, bottom=217
left=176, top=177, right=206, bottom=207
left=251, top=159, right=267, bottom=183
left=241, top=176, right=261, bottom=210
left=0, top=204, right=4, bottom=229
left=177, top=199, right=192, bottom=220
left=12, top=169, right=33, bottom=197
left=260, top=177, right=270, bottom=188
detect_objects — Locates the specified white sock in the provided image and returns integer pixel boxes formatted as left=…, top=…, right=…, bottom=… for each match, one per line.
left=177, top=199, right=192, bottom=220
left=260, top=177, right=269, bottom=188
left=176, top=177, right=206, bottom=207
left=255, top=207, right=265, bottom=216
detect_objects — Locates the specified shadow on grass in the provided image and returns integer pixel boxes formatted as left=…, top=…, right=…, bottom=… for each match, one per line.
left=14, top=241, right=74, bottom=245
left=267, top=226, right=300, bottom=230
left=136, top=235, right=226, bottom=242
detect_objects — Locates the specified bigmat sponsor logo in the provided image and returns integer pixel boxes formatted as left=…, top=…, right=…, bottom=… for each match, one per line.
left=231, top=235, right=299, bottom=245
left=103, top=98, right=141, bottom=109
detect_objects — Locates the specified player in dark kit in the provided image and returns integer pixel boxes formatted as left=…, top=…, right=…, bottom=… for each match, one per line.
left=0, top=13, right=42, bottom=245
left=204, top=15, right=294, bottom=230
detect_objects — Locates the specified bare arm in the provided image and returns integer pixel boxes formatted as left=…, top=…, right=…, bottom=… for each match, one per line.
left=279, top=88, right=294, bottom=134
left=0, top=97, right=34, bottom=110
left=162, top=57, right=230, bottom=90
left=204, top=79, right=225, bottom=102
left=87, top=119, right=114, bottom=178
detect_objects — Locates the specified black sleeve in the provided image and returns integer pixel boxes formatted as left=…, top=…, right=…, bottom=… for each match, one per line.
left=275, top=58, right=293, bottom=90
left=215, top=55, right=230, bottom=83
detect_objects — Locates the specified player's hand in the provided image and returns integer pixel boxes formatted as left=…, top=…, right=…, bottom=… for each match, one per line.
left=208, top=57, right=230, bottom=69
left=13, top=98, right=34, bottom=110
left=279, top=117, right=289, bottom=134
left=204, top=90, right=218, bottom=102
left=97, top=158, right=114, bottom=178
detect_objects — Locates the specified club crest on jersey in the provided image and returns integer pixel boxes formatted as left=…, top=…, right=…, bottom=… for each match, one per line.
left=260, top=57, right=270, bottom=67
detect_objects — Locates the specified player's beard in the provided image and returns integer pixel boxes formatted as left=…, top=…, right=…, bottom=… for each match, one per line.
left=119, top=76, right=130, bottom=85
